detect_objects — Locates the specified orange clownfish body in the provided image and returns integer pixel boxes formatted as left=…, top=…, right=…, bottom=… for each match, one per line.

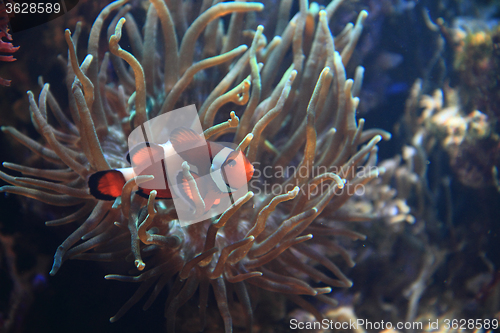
left=88, top=127, right=254, bottom=212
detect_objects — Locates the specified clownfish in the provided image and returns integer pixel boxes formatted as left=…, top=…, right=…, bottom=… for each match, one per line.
left=88, top=127, right=254, bottom=212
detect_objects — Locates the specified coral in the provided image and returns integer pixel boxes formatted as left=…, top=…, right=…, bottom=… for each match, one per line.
left=404, top=79, right=500, bottom=188
left=0, top=0, right=395, bottom=331
left=361, top=75, right=500, bottom=331
left=0, top=0, right=19, bottom=86
left=418, top=18, right=500, bottom=189
left=452, top=21, right=500, bottom=122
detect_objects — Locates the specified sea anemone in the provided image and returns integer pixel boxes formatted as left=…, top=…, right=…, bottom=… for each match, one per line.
left=0, top=0, right=392, bottom=331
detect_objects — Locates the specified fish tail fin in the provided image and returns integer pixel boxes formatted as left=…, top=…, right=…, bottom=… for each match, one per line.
left=88, top=170, right=126, bottom=201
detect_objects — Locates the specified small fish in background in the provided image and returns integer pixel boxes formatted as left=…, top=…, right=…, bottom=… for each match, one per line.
left=374, top=51, right=403, bottom=71
left=358, top=52, right=406, bottom=113
left=0, top=0, right=19, bottom=86
left=385, top=82, right=409, bottom=96
left=375, top=52, right=408, bottom=97
left=88, top=127, right=254, bottom=213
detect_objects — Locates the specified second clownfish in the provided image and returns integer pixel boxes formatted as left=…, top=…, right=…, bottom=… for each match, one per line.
left=88, top=127, right=254, bottom=212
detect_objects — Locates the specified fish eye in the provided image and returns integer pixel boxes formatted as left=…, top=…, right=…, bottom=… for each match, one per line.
left=227, top=159, right=236, bottom=167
